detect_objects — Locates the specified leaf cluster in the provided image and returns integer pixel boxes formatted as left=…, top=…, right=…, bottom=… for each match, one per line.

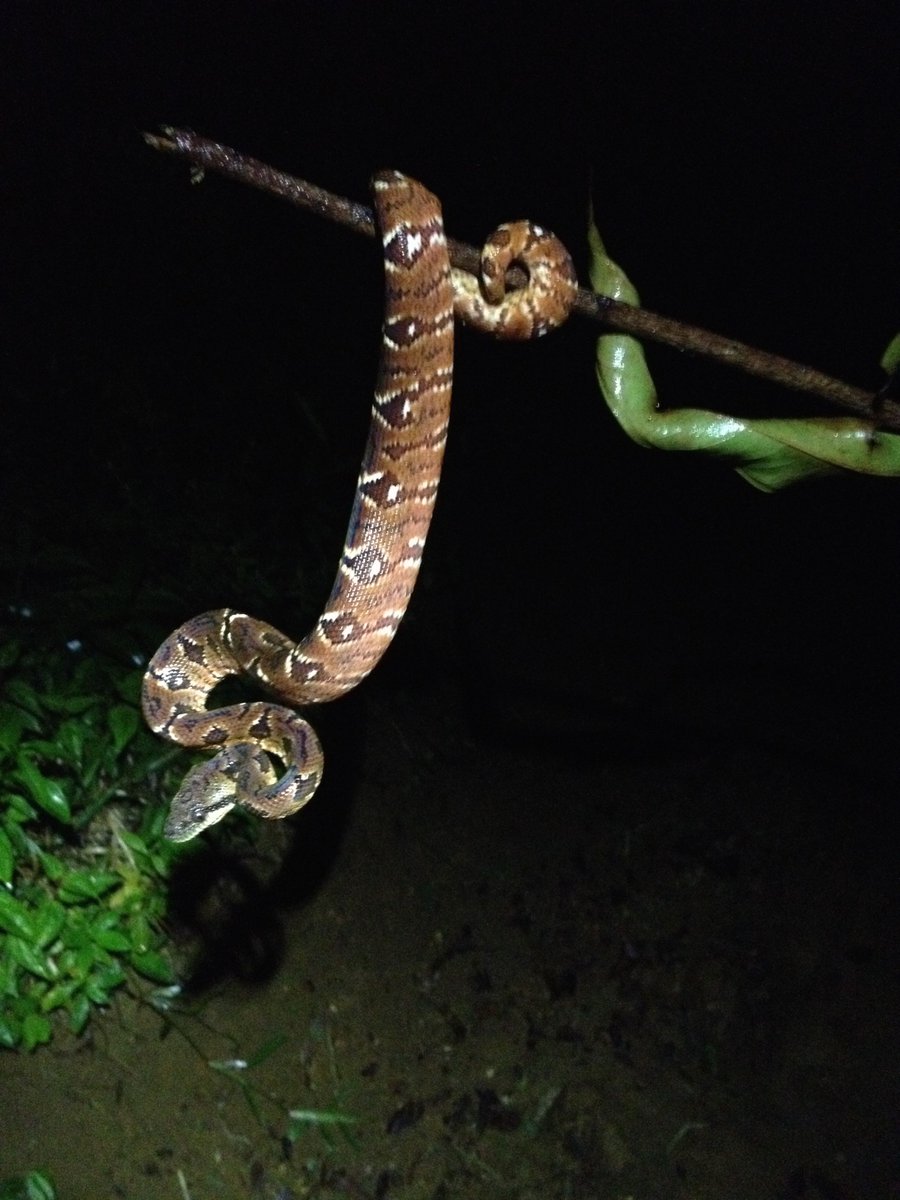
left=0, top=635, right=189, bottom=1050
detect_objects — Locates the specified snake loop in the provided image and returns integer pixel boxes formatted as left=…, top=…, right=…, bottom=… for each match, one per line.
left=142, top=171, right=576, bottom=840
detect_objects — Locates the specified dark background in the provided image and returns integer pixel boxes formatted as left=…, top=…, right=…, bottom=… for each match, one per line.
left=3, top=3, right=900, bottom=776
left=3, top=13, right=899, bottom=1192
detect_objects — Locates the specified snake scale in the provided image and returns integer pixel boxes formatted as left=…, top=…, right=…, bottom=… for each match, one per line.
left=142, top=170, right=576, bottom=840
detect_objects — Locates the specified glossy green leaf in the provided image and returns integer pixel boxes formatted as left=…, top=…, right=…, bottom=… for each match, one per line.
left=5, top=793, right=37, bottom=821
left=0, top=950, right=18, bottom=996
left=130, top=949, right=174, bottom=984
left=57, top=869, right=120, bottom=902
left=92, top=927, right=131, bottom=952
left=3, top=1171, right=60, bottom=1200
left=150, top=850, right=173, bottom=876
left=54, top=718, right=87, bottom=769
left=108, top=704, right=139, bottom=755
left=128, top=913, right=152, bottom=955
left=72, top=943, right=96, bottom=975
left=31, top=900, right=66, bottom=948
left=3, top=705, right=43, bottom=740
left=882, top=333, right=900, bottom=373
left=3, top=680, right=42, bottom=715
left=25, top=1171, right=58, bottom=1200
left=37, top=850, right=65, bottom=882
left=25, top=738, right=69, bottom=759
left=95, top=962, right=127, bottom=989
left=84, top=980, right=112, bottom=1007
left=118, top=830, right=149, bottom=854
left=22, top=1011, right=53, bottom=1051
left=0, top=828, right=13, bottom=885
left=84, top=963, right=126, bottom=1003
left=40, top=980, right=78, bottom=1013
left=68, top=991, right=90, bottom=1035
left=7, top=936, right=56, bottom=981
left=0, top=891, right=34, bottom=938
left=0, top=702, right=28, bottom=754
left=0, top=1016, right=21, bottom=1048
left=14, top=758, right=71, bottom=824
left=90, top=910, right=120, bottom=932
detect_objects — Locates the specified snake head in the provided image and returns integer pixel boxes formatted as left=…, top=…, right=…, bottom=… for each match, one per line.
left=163, top=744, right=270, bottom=842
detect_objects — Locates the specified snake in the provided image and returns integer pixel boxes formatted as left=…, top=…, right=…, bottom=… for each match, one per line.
left=141, top=170, right=577, bottom=840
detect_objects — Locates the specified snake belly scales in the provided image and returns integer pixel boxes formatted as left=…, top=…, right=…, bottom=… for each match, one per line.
left=141, top=171, right=577, bottom=841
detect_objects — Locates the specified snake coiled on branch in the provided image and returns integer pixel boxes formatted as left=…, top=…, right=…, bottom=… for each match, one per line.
left=142, top=170, right=576, bottom=840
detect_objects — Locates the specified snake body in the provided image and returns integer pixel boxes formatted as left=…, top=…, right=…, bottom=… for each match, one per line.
left=142, top=171, right=576, bottom=840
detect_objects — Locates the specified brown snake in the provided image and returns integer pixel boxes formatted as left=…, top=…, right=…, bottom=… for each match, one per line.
left=141, top=171, right=576, bottom=840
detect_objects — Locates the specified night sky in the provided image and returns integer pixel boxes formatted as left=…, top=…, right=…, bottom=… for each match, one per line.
left=3, top=3, right=900, bottom=779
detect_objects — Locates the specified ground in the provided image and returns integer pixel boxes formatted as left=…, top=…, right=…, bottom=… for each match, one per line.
left=1, top=621, right=896, bottom=1199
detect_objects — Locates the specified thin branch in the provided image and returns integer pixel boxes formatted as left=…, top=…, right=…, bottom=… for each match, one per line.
left=143, top=127, right=898, bottom=434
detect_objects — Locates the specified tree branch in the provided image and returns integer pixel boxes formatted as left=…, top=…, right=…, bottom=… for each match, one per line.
left=143, top=127, right=898, bottom=434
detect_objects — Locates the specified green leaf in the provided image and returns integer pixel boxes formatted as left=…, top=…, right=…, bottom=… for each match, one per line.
left=0, top=950, right=18, bottom=997
left=68, top=991, right=90, bottom=1035
left=22, top=1011, right=53, bottom=1051
left=286, top=1106, right=360, bottom=1145
left=130, top=949, right=174, bottom=984
left=881, top=332, right=900, bottom=374
left=108, top=704, right=139, bottom=755
left=7, top=936, right=56, bottom=981
left=92, top=927, right=132, bottom=952
left=25, top=1171, right=58, bottom=1200
left=0, top=701, right=28, bottom=754
left=14, top=757, right=72, bottom=824
left=90, top=910, right=120, bottom=932
left=37, top=850, right=65, bottom=882
left=32, top=900, right=66, bottom=948
left=0, top=1015, right=21, bottom=1048
left=3, top=679, right=42, bottom=715
left=0, top=827, right=13, bottom=885
left=7, top=1171, right=59, bottom=1200
left=71, top=943, right=96, bottom=975
left=84, top=963, right=126, bottom=1003
left=150, top=850, right=174, bottom=876
left=128, top=913, right=152, bottom=954
left=55, top=718, right=87, bottom=769
left=40, top=980, right=79, bottom=1013
left=118, top=830, right=149, bottom=855
left=57, top=869, right=120, bottom=902
left=5, top=793, right=37, bottom=821
left=0, top=890, right=34, bottom=938
left=18, top=738, right=63, bottom=758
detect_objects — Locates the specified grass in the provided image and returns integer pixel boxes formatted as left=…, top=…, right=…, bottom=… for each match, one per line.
left=148, top=986, right=361, bottom=1157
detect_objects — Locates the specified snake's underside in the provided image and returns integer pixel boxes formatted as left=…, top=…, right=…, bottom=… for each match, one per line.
left=141, top=170, right=576, bottom=840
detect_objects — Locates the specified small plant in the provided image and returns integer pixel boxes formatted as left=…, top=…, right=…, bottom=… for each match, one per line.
left=0, top=1171, right=57, bottom=1200
left=0, top=629, right=192, bottom=1050
left=151, top=994, right=360, bottom=1155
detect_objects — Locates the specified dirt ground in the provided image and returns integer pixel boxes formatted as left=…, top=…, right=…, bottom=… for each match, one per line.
left=1, top=627, right=897, bottom=1200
